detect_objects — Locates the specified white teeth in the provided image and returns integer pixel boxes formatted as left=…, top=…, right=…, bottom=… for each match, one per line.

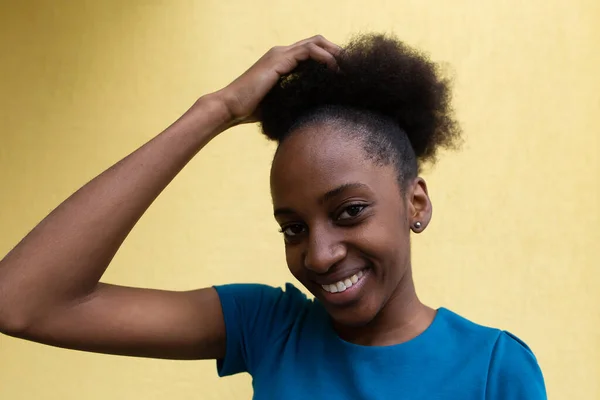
left=321, top=270, right=366, bottom=293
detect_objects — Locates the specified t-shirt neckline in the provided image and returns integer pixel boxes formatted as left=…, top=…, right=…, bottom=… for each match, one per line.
left=319, top=305, right=450, bottom=353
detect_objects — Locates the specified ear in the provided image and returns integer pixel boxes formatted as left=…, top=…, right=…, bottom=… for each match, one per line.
left=406, top=177, right=432, bottom=233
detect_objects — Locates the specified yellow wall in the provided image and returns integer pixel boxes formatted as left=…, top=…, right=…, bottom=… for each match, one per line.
left=1, top=1, right=598, bottom=398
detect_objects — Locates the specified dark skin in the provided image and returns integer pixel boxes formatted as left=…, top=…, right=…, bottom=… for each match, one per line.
left=0, top=34, right=434, bottom=361
left=0, top=35, right=342, bottom=360
left=271, top=123, right=436, bottom=346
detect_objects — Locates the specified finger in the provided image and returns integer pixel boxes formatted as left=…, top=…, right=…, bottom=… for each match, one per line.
left=290, top=42, right=339, bottom=71
left=292, top=35, right=342, bottom=56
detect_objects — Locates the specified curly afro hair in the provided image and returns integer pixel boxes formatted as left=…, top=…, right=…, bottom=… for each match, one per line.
left=259, top=33, right=462, bottom=183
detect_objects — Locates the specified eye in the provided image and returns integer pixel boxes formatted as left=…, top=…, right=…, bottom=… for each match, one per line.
left=279, top=224, right=307, bottom=238
left=336, top=204, right=367, bottom=221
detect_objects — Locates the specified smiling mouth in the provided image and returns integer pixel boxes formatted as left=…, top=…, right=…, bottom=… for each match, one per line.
left=320, top=269, right=367, bottom=293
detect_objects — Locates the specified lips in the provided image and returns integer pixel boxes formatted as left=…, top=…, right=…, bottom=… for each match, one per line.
left=320, top=269, right=366, bottom=293
left=312, top=267, right=371, bottom=307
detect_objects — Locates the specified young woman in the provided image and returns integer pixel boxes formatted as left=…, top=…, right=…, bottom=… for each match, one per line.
left=0, top=34, right=546, bottom=399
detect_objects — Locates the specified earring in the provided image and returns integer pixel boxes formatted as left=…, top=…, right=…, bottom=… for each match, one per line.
left=413, top=221, right=422, bottom=230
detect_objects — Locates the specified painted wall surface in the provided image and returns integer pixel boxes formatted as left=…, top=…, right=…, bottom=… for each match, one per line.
left=1, top=1, right=598, bottom=399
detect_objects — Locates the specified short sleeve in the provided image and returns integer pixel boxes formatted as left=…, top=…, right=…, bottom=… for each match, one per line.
left=212, top=283, right=309, bottom=377
left=486, top=331, right=547, bottom=400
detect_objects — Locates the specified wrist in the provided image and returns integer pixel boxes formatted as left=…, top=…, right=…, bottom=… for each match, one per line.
left=194, top=92, right=235, bottom=126
left=208, top=87, right=254, bottom=126
left=178, top=92, right=237, bottom=141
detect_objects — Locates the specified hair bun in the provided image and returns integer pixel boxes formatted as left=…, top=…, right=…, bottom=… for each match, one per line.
left=259, top=33, right=462, bottom=164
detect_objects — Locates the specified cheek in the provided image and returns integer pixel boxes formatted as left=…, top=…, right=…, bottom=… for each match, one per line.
left=284, top=246, right=304, bottom=278
left=362, top=213, right=410, bottom=266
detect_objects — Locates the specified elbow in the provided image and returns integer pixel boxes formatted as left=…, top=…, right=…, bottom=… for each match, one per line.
left=0, top=307, right=31, bottom=337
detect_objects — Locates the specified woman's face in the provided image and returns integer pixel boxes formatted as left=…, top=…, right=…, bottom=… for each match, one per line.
left=270, top=122, right=431, bottom=327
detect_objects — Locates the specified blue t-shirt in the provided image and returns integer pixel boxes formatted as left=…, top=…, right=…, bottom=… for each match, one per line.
left=214, top=283, right=546, bottom=399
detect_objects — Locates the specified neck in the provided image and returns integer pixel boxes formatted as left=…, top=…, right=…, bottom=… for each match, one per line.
left=334, top=267, right=436, bottom=346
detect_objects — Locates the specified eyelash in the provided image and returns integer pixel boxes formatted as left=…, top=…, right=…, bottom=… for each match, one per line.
left=278, top=224, right=305, bottom=238
left=278, top=203, right=369, bottom=238
left=336, top=204, right=367, bottom=221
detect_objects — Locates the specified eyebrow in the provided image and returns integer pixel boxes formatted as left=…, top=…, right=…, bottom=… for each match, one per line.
left=273, top=182, right=370, bottom=217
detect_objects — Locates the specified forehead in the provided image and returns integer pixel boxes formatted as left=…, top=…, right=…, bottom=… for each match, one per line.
left=270, top=123, right=397, bottom=206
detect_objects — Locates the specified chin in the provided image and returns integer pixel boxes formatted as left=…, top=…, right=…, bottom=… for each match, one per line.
left=324, top=303, right=379, bottom=328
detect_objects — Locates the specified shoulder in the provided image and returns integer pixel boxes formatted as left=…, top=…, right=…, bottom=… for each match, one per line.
left=436, top=309, right=547, bottom=398
left=485, top=331, right=547, bottom=399
left=438, top=308, right=546, bottom=399
left=212, top=282, right=312, bottom=376
left=214, top=282, right=308, bottom=306
left=213, top=282, right=310, bottom=331
left=436, top=308, right=502, bottom=347
left=214, top=282, right=308, bottom=313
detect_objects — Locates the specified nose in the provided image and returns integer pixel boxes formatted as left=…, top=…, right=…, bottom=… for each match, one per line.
left=303, top=227, right=346, bottom=273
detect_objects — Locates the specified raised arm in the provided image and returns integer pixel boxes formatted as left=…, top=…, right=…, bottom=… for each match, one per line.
left=0, top=36, right=340, bottom=360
